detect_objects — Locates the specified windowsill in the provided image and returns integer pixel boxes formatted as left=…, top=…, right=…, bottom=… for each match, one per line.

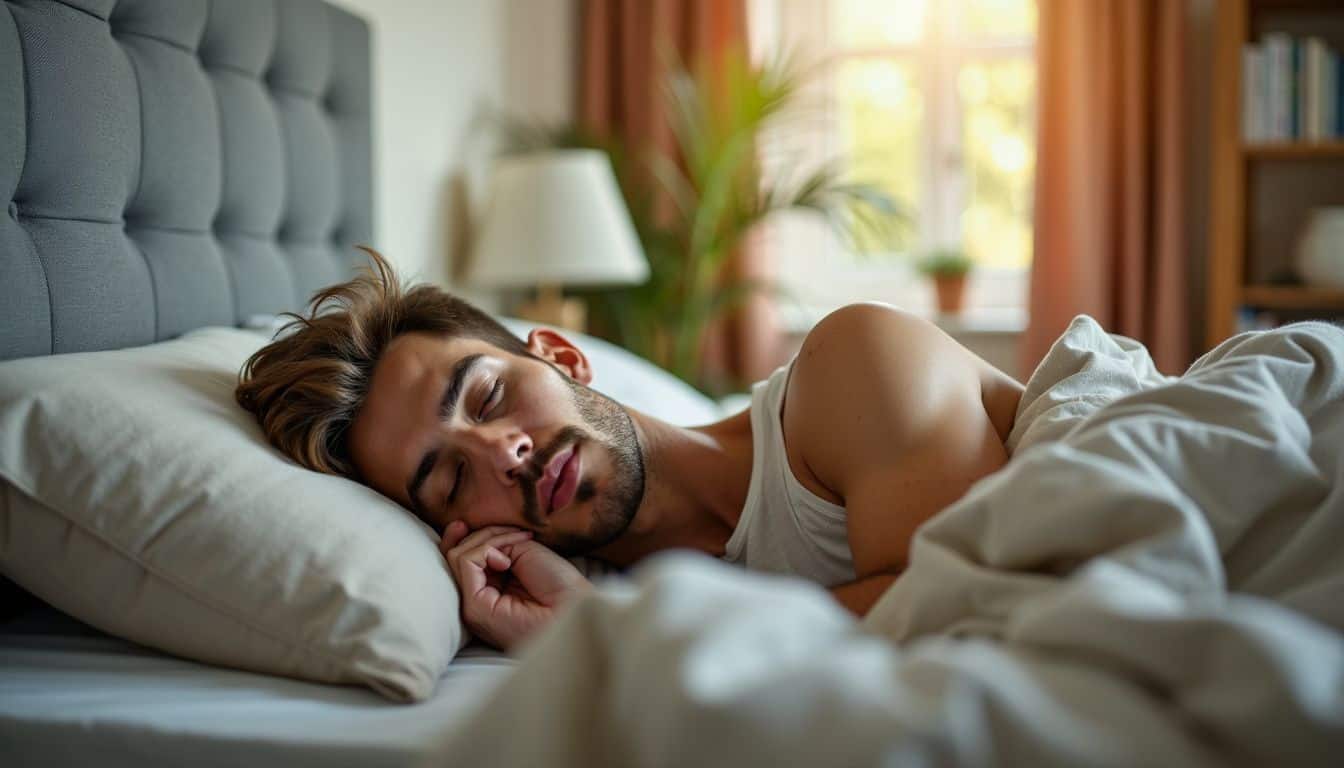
left=931, top=308, right=1027, bottom=336
left=780, top=304, right=1026, bottom=337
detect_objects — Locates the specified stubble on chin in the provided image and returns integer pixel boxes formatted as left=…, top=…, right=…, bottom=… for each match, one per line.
left=530, top=378, right=645, bottom=557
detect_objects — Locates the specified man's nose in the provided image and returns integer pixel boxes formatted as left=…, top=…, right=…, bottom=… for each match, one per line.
left=465, top=423, right=532, bottom=484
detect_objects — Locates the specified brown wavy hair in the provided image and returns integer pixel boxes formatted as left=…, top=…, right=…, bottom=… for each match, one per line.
left=236, top=247, right=532, bottom=477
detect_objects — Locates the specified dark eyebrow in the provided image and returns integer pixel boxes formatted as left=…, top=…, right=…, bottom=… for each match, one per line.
left=441, top=353, right=484, bottom=424
left=406, top=353, right=485, bottom=520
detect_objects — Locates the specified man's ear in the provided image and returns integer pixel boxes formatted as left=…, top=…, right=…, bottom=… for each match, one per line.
left=526, top=328, right=593, bottom=385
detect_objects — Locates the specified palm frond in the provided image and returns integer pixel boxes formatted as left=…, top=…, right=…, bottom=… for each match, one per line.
left=485, top=46, right=910, bottom=395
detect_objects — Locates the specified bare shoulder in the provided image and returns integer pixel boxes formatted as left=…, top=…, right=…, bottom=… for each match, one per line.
left=781, top=303, right=1019, bottom=576
left=781, top=303, right=986, bottom=497
left=786, top=302, right=979, bottom=423
left=794, top=302, right=951, bottom=368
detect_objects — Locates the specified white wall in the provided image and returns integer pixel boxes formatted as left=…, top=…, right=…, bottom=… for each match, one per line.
left=327, top=0, right=576, bottom=304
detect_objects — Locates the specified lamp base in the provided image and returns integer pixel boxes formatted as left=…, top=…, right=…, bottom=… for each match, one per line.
left=515, top=286, right=586, bottom=333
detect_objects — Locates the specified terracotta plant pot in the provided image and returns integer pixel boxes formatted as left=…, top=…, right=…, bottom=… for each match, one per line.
left=932, top=274, right=968, bottom=315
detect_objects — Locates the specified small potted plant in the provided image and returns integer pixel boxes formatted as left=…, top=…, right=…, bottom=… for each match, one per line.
left=917, top=248, right=973, bottom=315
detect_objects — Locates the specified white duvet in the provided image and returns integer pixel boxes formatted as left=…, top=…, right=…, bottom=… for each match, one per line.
left=431, top=317, right=1344, bottom=767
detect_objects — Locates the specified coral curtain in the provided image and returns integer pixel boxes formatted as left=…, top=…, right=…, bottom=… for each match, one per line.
left=579, top=0, right=782, bottom=386
left=1024, top=0, right=1190, bottom=375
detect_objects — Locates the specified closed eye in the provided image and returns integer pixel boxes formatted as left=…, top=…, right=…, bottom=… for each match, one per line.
left=446, top=460, right=464, bottom=505
left=478, top=379, right=503, bottom=420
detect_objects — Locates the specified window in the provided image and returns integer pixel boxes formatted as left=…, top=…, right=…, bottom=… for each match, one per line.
left=751, top=0, right=1037, bottom=329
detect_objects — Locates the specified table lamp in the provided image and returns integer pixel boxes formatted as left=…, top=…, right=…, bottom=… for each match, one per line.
left=468, top=149, right=649, bottom=332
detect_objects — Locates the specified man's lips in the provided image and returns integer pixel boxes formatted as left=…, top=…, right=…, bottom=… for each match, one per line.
left=536, top=444, right=580, bottom=516
left=551, top=444, right=581, bottom=514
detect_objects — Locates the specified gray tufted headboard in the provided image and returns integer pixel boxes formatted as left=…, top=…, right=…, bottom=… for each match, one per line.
left=0, top=0, right=373, bottom=361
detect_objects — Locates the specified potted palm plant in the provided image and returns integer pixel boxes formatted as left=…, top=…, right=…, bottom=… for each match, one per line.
left=493, top=50, right=904, bottom=394
left=917, top=248, right=973, bottom=315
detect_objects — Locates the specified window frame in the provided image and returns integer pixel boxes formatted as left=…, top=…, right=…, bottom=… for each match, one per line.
left=759, top=0, right=1036, bottom=330
left=831, top=2, right=1035, bottom=260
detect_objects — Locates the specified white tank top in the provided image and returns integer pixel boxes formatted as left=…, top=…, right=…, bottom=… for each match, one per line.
left=722, top=361, right=856, bottom=587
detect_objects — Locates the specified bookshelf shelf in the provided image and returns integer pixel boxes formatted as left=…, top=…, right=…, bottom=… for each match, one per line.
left=1243, top=284, right=1344, bottom=309
left=1244, top=141, right=1344, bottom=158
left=1252, top=0, right=1344, bottom=10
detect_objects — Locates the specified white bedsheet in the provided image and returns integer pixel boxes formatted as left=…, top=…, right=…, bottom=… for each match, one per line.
left=429, top=317, right=1344, bottom=767
left=0, top=607, right=513, bottom=768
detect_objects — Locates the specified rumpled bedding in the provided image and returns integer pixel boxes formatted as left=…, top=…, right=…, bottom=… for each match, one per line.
left=429, top=316, right=1344, bottom=767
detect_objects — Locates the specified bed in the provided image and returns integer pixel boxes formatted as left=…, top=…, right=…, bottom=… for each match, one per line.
left=0, top=605, right=514, bottom=767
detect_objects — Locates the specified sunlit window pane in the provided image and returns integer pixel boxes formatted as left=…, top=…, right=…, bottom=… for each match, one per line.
left=960, top=58, right=1035, bottom=269
left=834, top=0, right=925, bottom=48
left=837, top=57, right=923, bottom=254
left=963, top=0, right=1036, bottom=40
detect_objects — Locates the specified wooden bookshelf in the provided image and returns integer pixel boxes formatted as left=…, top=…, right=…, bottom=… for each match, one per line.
left=1207, top=0, right=1344, bottom=350
left=1243, top=284, right=1344, bottom=309
left=1252, top=0, right=1344, bottom=9
left=1244, top=142, right=1344, bottom=159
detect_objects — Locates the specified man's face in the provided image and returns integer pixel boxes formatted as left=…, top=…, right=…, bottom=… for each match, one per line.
left=348, top=330, right=644, bottom=557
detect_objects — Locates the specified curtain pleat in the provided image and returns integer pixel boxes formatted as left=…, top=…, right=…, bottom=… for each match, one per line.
left=1025, top=0, right=1190, bottom=375
left=579, top=0, right=781, bottom=387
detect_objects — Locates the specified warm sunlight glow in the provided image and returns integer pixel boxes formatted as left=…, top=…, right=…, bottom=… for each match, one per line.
left=829, top=0, right=1037, bottom=269
left=838, top=59, right=923, bottom=253
left=835, top=0, right=926, bottom=48
left=960, top=66, right=989, bottom=104
left=961, top=58, right=1035, bottom=269
left=965, top=0, right=1037, bottom=38
left=762, top=0, right=1038, bottom=320
left=991, top=135, right=1028, bottom=173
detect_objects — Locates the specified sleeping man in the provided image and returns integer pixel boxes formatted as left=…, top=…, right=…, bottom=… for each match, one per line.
left=236, top=249, right=1025, bottom=651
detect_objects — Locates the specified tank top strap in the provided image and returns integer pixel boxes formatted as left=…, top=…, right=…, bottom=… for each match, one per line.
left=723, top=359, right=855, bottom=587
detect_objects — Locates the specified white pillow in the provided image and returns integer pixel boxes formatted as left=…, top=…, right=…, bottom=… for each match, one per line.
left=496, top=318, right=722, bottom=426
left=0, top=328, right=460, bottom=702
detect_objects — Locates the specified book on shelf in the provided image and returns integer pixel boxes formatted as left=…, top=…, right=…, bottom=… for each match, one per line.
left=1243, top=34, right=1342, bottom=143
left=1236, top=308, right=1281, bottom=334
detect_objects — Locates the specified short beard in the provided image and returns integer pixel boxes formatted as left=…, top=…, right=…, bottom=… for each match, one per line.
left=515, top=373, right=644, bottom=558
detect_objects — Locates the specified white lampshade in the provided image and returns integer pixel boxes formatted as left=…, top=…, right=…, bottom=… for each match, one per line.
left=468, top=150, right=649, bottom=288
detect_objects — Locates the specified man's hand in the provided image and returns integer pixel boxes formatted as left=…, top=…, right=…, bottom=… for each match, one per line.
left=440, top=522, right=592, bottom=651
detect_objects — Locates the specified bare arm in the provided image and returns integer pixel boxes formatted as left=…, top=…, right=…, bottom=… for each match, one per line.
left=787, top=304, right=1011, bottom=607
left=829, top=572, right=899, bottom=616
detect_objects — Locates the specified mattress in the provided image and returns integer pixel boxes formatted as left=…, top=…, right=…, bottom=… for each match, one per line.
left=0, top=605, right=512, bottom=767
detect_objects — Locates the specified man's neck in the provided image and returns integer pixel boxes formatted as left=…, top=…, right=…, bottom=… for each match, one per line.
left=590, top=406, right=753, bottom=568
